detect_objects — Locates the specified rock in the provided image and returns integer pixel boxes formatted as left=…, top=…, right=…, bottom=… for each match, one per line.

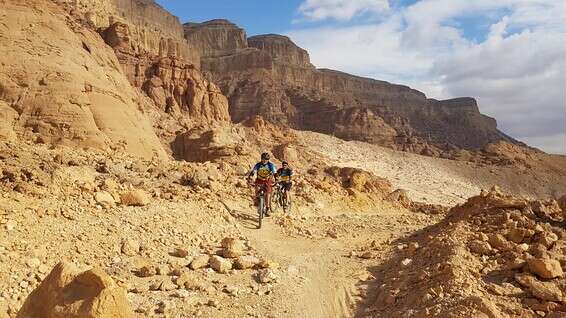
left=223, top=285, right=239, bottom=297
left=538, top=231, right=559, bottom=248
left=120, top=190, right=150, bottom=206
left=528, top=258, right=563, bottom=279
left=507, top=228, right=532, bottom=243
left=150, top=277, right=176, bottom=292
left=172, top=290, right=190, bottom=298
left=257, top=259, right=279, bottom=269
left=136, top=265, right=157, bottom=278
left=221, top=237, right=245, bottom=258
left=518, top=275, right=563, bottom=302
left=401, top=258, right=412, bottom=266
left=171, top=248, right=189, bottom=258
left=209, top=255, right=233, bottom=273
left=5, top=220, right=16, bottom=231
left=121, top=238, right=140, bottom=256
left=38, top=264, right=50, bottom=274
left=156, top=264, right=170, bottom=276
left=387, top=189, right=411, bottom=206
left=517, top=273, right=564, bottom=302
left=17, top=261, right=133, bottom=317
left=360, top=251, right=373, bottom=259
left=468, top=240, right=494, bottom=255
left=234, top=255, right=261, bottom=270
left=257, top=269, right=278, bottom=284
left=26, top=258, right=41, bottom=268
left=190, top=255, right=210, bottom=270
left=175, top=272, right=198, bottom=290
left=94, top=191, right=116, bottom=208
left=488, top=234, right=514, bottom=252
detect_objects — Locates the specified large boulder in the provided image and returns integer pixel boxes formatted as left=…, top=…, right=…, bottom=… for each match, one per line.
left=17, top=261, right=133, bottom=318
left=172, top=126, right=248, bottom=162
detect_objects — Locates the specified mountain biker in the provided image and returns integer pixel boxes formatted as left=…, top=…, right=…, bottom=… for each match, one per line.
left=246, top=152, right=277, bottom=216
left=275, top=161, right=293, bottom=205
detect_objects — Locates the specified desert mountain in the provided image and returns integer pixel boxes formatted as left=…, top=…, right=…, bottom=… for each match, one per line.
left=1, top=0, right=566, bottom=317
left=185, top=19, right=521, bottom=156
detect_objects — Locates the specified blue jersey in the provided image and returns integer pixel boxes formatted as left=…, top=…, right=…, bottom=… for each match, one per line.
left=249, top=162, right=277, bottom=180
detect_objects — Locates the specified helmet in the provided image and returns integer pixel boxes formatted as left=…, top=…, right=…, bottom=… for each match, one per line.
left=261, top=152, right=270, bottom=160
left=282, top=161, right=288, bottom=165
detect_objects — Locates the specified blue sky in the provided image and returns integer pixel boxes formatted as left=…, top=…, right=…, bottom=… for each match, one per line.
left=156, top=0, right=566, bottom=154
left=155, top=0, right=302, bottom=35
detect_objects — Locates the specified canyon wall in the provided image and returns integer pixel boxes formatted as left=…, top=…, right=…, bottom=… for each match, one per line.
left=0, top=0, right=167, bottom=159
left=185, top=20, right=520, bottom=154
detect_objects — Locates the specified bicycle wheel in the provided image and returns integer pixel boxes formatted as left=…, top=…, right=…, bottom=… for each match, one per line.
left=257, top=194, right=264, bottom=229
left=271, top=187, right=281, bottom=213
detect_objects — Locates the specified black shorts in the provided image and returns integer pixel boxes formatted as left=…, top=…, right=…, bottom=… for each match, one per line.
left=279, top=181, right=292, bottom=191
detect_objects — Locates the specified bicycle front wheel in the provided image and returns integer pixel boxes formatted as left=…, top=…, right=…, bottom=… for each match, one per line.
left=258, top=196, right=264, bottom=229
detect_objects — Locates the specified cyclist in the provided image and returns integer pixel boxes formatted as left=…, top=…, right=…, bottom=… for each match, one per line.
left=246, top=152, right=277, bottom=216
left=275, top=161, right=293, bottom=205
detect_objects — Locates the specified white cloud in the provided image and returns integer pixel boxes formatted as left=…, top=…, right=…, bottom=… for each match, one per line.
left=288, top=0, right=566, bottom=154
left=297, top=0, right=390, bottom=21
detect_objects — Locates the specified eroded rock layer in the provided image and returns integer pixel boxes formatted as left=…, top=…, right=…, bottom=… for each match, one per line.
left=0, top=0, right=167, bottom=159
left=185, top=20, right=521, bottom=154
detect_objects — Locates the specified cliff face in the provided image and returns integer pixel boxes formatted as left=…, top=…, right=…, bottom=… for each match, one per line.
left=59, top=0, right=200, bottom=66
left=100, top=22, right=229, bottom=123
left=0, top=0, right=167, bottom=159
left=185, top=20, right=519, bottom=153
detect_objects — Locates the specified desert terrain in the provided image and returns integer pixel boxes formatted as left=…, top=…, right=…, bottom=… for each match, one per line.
left=1, top=0, right=566, bottom=317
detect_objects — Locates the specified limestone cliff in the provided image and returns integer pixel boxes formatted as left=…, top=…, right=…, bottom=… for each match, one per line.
left=57, top=0, right=200, bottom=66
left=185, top=20, right=520, bottom=153
left=0, top=0, right=167, bottom=159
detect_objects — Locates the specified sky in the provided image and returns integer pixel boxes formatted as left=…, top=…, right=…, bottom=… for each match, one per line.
left=156, top=0, right=566, bottom=154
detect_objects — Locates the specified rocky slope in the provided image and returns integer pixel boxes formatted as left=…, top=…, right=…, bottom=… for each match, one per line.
left=185, top=20, right=521, bottom=155
left=0, top=0, right=167, bottom=159
left=0, top=0, right=231, bottom=159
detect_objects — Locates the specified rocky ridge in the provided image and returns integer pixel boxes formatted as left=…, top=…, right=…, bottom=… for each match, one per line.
left=185, top=20, right=522, bottom=156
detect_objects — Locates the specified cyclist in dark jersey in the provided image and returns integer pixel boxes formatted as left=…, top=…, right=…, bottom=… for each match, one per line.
left=246, top=152, right=277, bottom=216
left=275, top=161, right=293, bottom=204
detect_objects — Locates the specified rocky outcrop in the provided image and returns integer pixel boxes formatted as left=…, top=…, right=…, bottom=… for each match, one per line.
left=248, top=34, right=313, bottom=68
left=100, top=22, right=230, bottom=123
left=17, top=261, right=133, bottom=318
left=0, top=0, right=167, bottom=159
left=184, top=20, right=247, bottom=58
left=185, top=20, right=521, bottom=153
left=58, top=0, right=200, bottom=65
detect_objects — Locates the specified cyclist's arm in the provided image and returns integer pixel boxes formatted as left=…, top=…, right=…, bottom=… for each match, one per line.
left=246, top=164, right=259, bottom=178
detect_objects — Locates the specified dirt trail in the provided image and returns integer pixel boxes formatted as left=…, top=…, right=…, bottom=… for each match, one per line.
left=223, top=197, right=440, bottom=318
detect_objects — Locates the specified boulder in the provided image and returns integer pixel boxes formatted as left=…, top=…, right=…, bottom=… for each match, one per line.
left=221, top=237, right=246, bottom=258
left=175, top=272, right=199, bottom=290
left=120, top=190, right=150, bottom=206
left=120, top=238, right=140, bottom=256
left=171, top=248, right=189, bottom=258
left=234, top=255, right=261, bottom=270
left=468, top=240, right=494, bottom=255
left=17, top=261, right=133, bottom=318
left=528, top=258, right=563, bottom=279
left=488, top=234, right=515, bottom=252
left=209, top=255, right=232, bottom=273
left=257, top=269, right=278, bottom=284
left=516, top=273, right=563, bottom=302
left=95, top=191, right=116, bottom=208
left=189, top=255, right=210, bottom=270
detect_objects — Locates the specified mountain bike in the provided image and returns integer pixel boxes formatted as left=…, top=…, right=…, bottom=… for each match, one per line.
left=272, top=182, right=291, bottom=213
left=251, top=182, right=270, bottom=229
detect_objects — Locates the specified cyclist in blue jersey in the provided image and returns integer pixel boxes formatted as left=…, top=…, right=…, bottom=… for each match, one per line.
left=246, top=153, right=277, bottom=216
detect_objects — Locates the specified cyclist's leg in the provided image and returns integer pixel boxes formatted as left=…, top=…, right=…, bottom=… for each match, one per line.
left=265, top=181, right=273, bottom=215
